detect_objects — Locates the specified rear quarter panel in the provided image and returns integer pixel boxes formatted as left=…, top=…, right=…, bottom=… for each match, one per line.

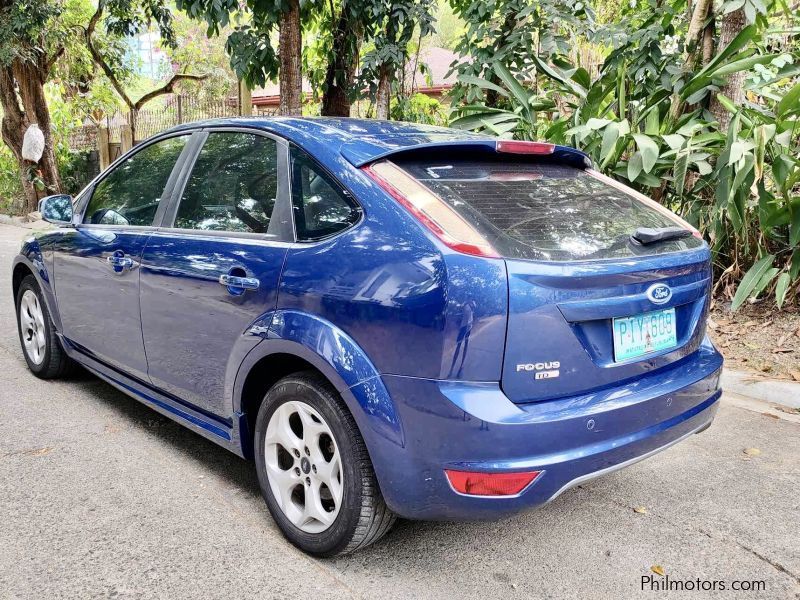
left=276, top=148, right=508, bottom=381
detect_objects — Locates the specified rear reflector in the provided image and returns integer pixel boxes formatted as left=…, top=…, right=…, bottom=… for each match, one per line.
left=362, top=161, right=499, bottom=258
left=445, top=469, right=541, bottom=496
left=496, top=140, right=555, bottom=155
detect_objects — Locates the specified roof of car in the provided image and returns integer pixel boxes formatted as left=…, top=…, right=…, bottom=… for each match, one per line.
left=162, top=117, right=591, bottom=169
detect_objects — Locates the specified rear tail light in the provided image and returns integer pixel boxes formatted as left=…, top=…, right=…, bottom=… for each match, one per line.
left=496, top=140, right=555, bottom=155
left=445, top=469, right=542, bottom=497
left=362, top=161, right=499, bottom=258
left=587, top=169, right=703, bottom=239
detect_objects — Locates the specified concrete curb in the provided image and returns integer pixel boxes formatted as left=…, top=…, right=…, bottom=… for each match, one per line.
left=721, top=369, right=800, bottom=409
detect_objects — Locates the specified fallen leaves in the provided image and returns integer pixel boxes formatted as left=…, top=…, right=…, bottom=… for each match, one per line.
left=633, top=506, right=648, bottom=514
left=708, top=305, right=800, bottom=381
left=743, top=447, right=762, bottom=457
left=651, top=565, right=666, bottom=577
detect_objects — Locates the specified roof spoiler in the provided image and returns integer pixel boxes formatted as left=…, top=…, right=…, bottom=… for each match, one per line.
left=341, top=139, right=592, bottom=169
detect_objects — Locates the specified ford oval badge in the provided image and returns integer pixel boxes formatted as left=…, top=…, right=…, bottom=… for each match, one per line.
left=646, top=283, right=672, bottom=305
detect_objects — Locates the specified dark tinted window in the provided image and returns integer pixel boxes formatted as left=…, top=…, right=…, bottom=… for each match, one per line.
left=175, top=132, right=278, bottom=233
left=291, top=147, right=360, bottom=240
left=394, top=158, right=703, bottom=261
left=84, top=135, right=188, bottom=226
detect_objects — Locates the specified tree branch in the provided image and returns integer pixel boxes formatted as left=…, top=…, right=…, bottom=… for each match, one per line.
left=44, top=45, right=65, bottom=78
left=85, top=1, right=135, bottom=110
left=133, top=73, right=208, bottom=110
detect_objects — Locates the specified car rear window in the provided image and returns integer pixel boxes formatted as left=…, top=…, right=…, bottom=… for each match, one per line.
left=392, top=157, right=703, bottom=261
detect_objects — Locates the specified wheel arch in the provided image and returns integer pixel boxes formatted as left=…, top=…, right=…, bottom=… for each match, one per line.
left=233, top=310, right=404, bottom=460
left=12, top=253, right=62, bottom=333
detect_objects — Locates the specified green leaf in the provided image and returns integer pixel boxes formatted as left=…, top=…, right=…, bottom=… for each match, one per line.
left=723, top=0, right=745, bottom=13
left=728, top=140, right=753, bottom=167
left=587, top=118, right=612, bottom=130
left=731, top=254, right=775, bottom=311
left=450, top=110, right=519, bottom=131
left=713, top=93, right=738, bottom=115
left=600, top=123, right=621, bottom=164
left=777, top=81, right=800, bottom=117
left=790, top=251, right=800, bottom=281
left=674, top=148, right=689, bottom=197
left=681, top=26, right=758, bottom=99
left=627, top=151, right=643, bottom=182
left=633, top=134, right=659, bottom=173
left=695, top=160, right=712, bottom=175
left=492, top=62, right=531, bottom=113
left=750, top=267, right=780, bottom=298
left=456, top=75, right=508, bottom=97
left=529, top=55, right=586, bottom=98
left=645, top=109, right=659, bottom=135
left=711, top=54, right=779, bottom=77
left=791, top=202, right=800, bottom=247
left=775, top=273, right=791, bottom=309
left=662, top=134, right=685, bottom=151
left=753, top=268, right=779, bottom=297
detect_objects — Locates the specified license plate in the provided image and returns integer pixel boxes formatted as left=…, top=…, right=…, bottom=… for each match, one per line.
left=612, top=308, right=677, bottom=362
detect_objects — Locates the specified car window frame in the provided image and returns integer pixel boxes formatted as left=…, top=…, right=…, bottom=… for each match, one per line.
left=74, top=131, right=196, bottom=230
left=157, top=126, right=294, bottom=243
left=287, top=143, right=363, bottom=244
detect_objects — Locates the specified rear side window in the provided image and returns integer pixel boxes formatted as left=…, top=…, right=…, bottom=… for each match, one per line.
left=84, top=135, right=188, bottom=226
left=290, top=147, right=360, bottom=241
left=175, top=132, right=279, bottom=233
left=392, top=157, right=703, bottom=261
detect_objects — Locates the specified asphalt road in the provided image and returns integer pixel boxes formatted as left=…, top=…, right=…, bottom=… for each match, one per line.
left=0, top=222, right=798, bottom=600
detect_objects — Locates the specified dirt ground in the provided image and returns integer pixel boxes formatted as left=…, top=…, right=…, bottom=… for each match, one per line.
left=709, top=299, right=800, bottom=382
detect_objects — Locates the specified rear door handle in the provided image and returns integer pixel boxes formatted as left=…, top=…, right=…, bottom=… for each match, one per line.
left=219, top=274, right=260, bottom=292
left=107, top=255, right=134, bottom=269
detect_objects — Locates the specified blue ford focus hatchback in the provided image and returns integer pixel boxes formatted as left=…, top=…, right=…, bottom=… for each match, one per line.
left=13, top=118, right=722, bottom=556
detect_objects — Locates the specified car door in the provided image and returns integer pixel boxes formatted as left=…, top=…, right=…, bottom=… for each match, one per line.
left=138, top=129, right=293, bottom=416
left=52, top=133, right=193, bottom=380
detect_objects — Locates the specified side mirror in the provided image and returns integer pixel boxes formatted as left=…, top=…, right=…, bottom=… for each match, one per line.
left=39, top=194, right=74, bottom=225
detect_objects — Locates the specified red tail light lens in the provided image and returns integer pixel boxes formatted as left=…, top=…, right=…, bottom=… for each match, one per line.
left=496, top=140, right=555, bottom=155
left=445, top=469, right=542, bottom=496
left=362, top=161, right=499, bottom=258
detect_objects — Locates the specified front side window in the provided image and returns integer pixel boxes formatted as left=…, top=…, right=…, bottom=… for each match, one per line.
left=291, top=147, right=360, bottom=241
left=83, top=135, right=188, bottom=226
left=174, top=132, right=279, bottom=233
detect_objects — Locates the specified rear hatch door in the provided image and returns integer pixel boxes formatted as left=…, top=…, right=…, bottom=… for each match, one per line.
left=392, top=155, right=711, bottom=403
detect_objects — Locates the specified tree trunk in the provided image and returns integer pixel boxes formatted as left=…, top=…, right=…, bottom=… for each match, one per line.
left=279, top=0, right=302, bottom=116
left=708, top=8, right=747, bottom=132
left=667, top=0, right=714, bottom=123
left=375, top=65, right=391, bottom=120
left=0, top=61, right=61, bottom=213
left=321, top=11, right=361, bottom=117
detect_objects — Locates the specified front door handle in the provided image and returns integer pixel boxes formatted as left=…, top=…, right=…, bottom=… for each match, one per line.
left=219, top=274, right=260, bottom=293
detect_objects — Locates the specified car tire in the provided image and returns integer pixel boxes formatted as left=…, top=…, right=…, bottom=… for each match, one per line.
left=254, top=371, right=396, bottom=556
left=15, top=274, right=74, bottom=379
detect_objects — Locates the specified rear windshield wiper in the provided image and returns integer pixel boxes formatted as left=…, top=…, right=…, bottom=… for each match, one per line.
left=631, top=226, right=692, bottom=245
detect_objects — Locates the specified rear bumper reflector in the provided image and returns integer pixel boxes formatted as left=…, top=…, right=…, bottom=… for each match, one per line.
left=445, top=469, right=542, bottom=497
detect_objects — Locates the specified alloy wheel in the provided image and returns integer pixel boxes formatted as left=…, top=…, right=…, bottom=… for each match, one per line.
left=263, top=400, right=343, bottom=534
left=19, top=290, right=46, bottom=365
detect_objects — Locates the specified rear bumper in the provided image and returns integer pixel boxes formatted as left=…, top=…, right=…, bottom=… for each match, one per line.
left=369, top=339, right=723, bottom=520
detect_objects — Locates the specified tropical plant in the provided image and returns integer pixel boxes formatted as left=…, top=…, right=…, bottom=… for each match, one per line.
left=450, top=2, right=800, bottom=308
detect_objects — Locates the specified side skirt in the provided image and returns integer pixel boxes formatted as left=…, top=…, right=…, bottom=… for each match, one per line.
left=63, top=338, right=247, bottom=458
